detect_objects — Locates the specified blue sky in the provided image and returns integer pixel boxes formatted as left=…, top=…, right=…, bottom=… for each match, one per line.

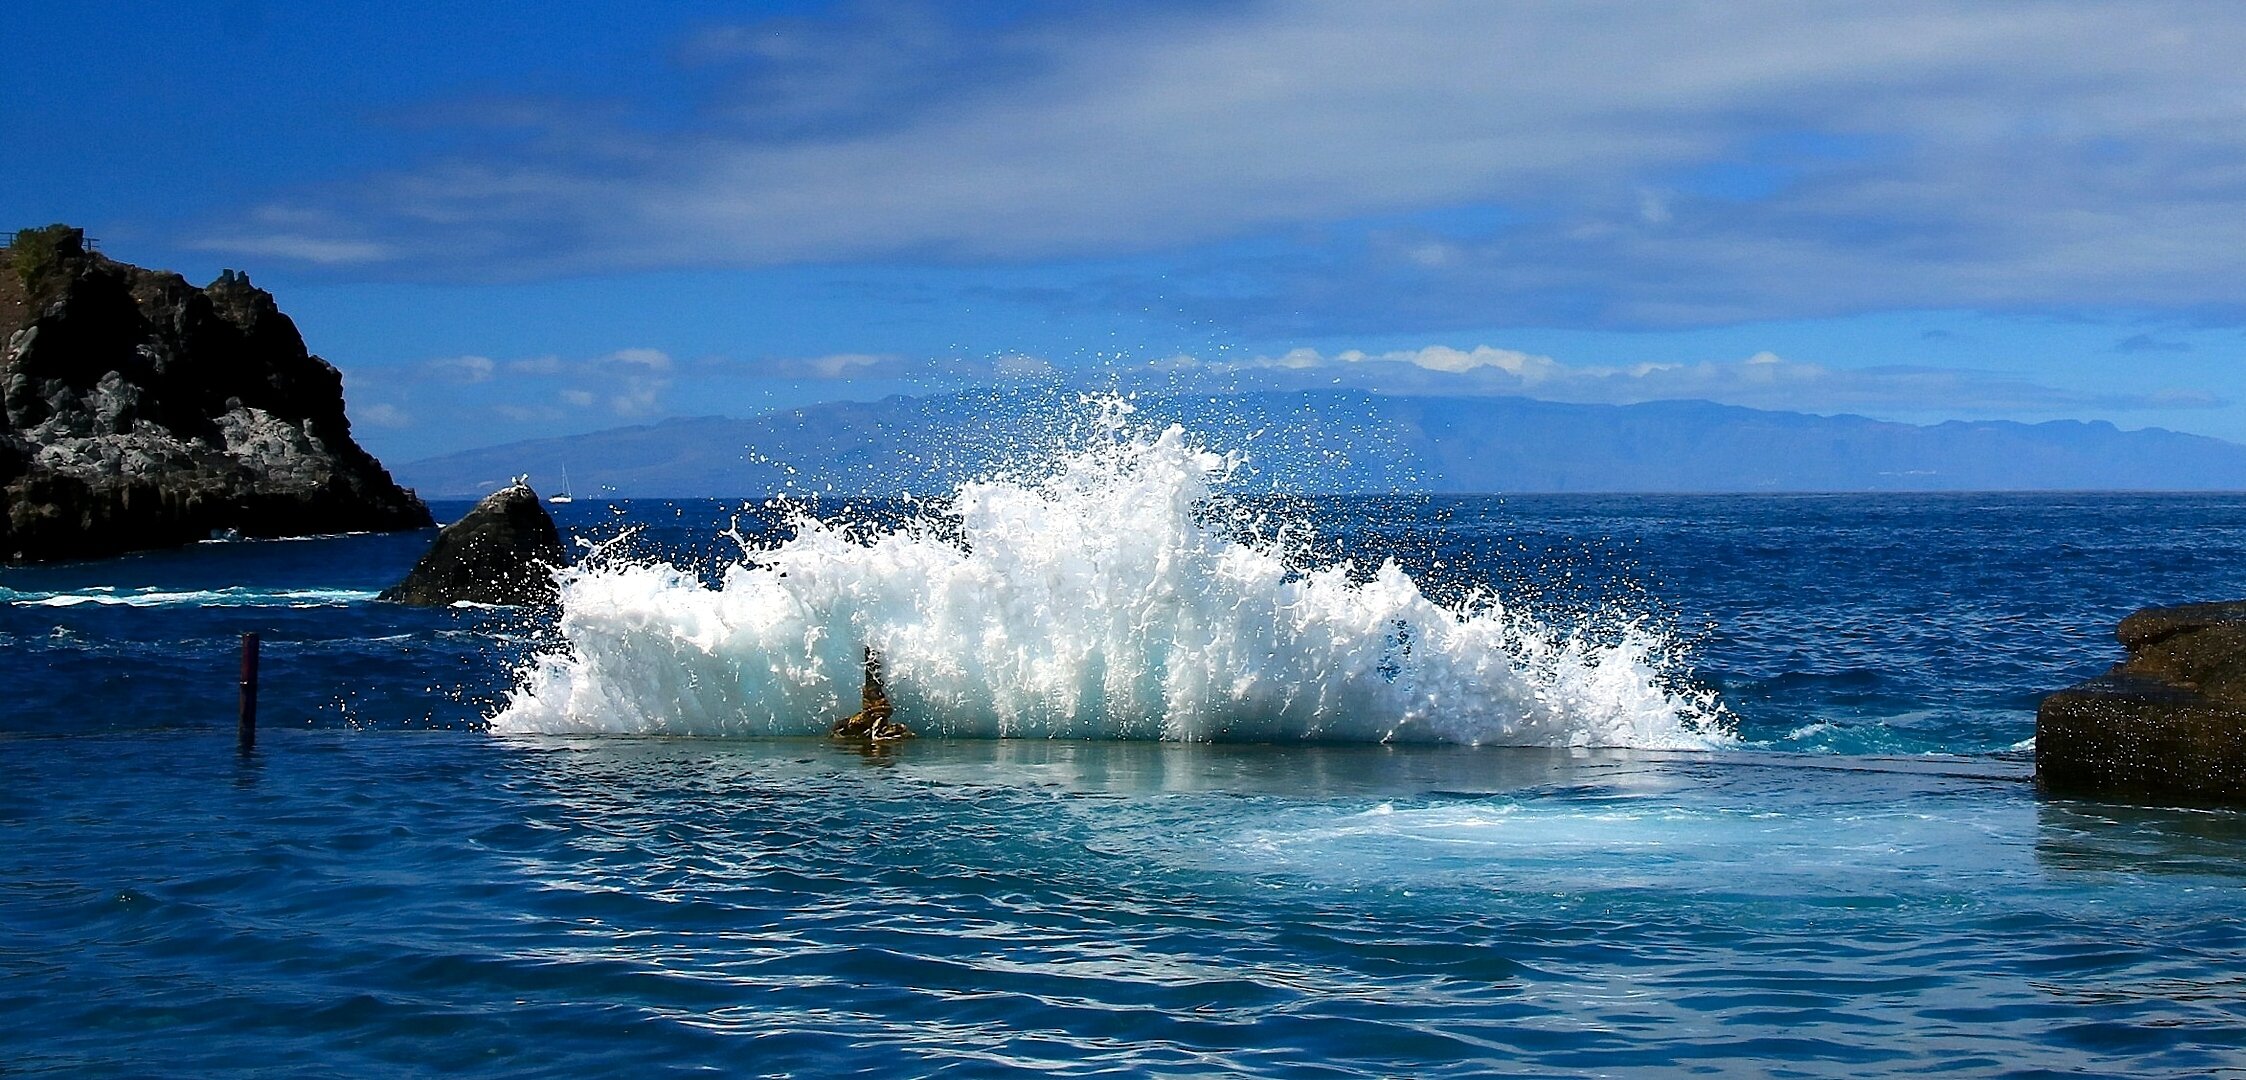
left=7, top=1, right=2245, bottom=460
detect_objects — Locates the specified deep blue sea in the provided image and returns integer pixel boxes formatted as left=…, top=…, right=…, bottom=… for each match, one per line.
left=8, top=486, right=2246, bottom=1077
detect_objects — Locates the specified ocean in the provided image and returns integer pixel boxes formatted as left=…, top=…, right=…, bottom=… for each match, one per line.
left=6, top=423, right=2246, bottom=1076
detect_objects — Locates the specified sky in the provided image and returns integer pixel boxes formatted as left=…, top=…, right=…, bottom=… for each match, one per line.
left=6, top=0, right=2246, bottom=462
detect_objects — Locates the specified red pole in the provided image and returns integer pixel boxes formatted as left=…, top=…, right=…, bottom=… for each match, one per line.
left=238, top=632, right=260, bottom=753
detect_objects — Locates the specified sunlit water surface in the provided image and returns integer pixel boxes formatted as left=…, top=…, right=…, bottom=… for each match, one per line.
left=7, top=487, right=2246, bottom=1075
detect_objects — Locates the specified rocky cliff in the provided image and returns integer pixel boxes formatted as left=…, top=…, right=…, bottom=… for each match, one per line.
left=0, top=225, right=431, bottom=562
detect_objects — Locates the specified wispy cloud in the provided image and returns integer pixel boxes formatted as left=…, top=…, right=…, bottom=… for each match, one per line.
left=192, top=206, right=399, bottom=265
left=357, top=346, right=679, bottom=434
left=754, top=351, right=1057, bottom=381
left=193, top=2, right=2246, bottom=330
left=427, top=355, right=497, bottom=383
left=421, top=349, right=671, bottom=413
left=2112, top=333, right=2193, bottom=354
left=1143, top=345, right=2223, bottom=415
left=355, top=402, right=412, bottom=428
left=195, top=232, right=395, bottom=265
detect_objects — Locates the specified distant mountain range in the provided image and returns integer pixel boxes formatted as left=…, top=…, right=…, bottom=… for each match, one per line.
left=393, top=390, right=2246, bottom=498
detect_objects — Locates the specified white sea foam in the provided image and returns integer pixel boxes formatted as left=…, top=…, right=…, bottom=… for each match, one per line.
left=0, top=586, right=376, bottom=609
left=492, top=406, right=1731, bottom=747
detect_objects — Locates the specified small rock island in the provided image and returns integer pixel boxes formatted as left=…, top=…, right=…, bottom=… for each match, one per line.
left=381, top=481, right=566, bottom=607
left=0, top=225, right=431, bottom=563
left=2039, top=600, right=2246, bottom=801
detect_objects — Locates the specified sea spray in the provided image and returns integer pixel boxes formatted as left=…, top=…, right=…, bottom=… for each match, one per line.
left=492, top=407, right=1731, bottom=747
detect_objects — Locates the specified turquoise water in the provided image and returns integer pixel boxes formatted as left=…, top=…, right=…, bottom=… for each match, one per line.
left=6, top=490, right=2246, bottom=1075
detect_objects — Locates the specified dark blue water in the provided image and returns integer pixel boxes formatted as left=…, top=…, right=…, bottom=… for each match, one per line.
left=6, top=493, right=2246, bottom=1076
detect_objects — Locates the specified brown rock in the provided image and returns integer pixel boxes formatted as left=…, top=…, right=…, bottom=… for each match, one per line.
left=832, top=647, right=912, bottom=741
left=2038, top=600, right=2246, bottom=801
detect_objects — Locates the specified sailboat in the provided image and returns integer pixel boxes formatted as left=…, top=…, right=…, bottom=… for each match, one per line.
left=548, top=465, right=574, bottom=505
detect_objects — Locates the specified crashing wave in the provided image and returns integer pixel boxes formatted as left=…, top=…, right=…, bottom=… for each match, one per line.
left=492, top=403, right=1730, bottom=748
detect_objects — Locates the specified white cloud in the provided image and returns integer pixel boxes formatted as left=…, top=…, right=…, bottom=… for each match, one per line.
left=427, top=355, right=497, bottom=383
left=1248, top=344, right=1562, bottom=381
left=357, top=402, right=412, bottom=427
left=755, top=351, right=1065, bottom=382
left=1337, top=346, right=1563, bottom=381
left=1168, top=344, right=2221, bottom=414
left=400, top=347, right=679, bottom=420
left=992, top=353, right=1056, bottom=379
left=608, top=383, right=663, bottom=417
left=200, top=2, right=2246, bottom=324
left=803, top=352, right=896, bottom=378
left=607, top=347, right=673, bottom=371
left=191, top=232, right=394, bottom=265
left=581, top=351, right=675, bottom=416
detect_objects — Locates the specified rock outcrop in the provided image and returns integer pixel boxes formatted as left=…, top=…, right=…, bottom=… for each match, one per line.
left=381, top=481, right=565, bottom=607
left=2038, top=600, right=2246, bottom=801
left=0, top=225, right=431, bottom=563
left=832, top=647, right=912, bottom=741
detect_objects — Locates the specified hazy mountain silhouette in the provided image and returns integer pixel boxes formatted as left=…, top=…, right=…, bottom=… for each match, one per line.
left=396, top=390, right=2246, bottom=498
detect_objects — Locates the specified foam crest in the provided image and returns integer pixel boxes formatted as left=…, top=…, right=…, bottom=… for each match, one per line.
left=0, top=585, right=376, bottom=609
left=492, top=408, right=1730, bottom=747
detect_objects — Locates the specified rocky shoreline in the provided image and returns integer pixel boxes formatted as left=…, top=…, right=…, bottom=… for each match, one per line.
left=0, top=226, right=430, bottom=563
left=2039, top=600, right=2246, bottom=801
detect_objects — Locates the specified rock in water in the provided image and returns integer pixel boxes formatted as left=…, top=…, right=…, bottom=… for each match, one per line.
left=2038, top=600, right=2246, bottom=801
left=832, top=647, right=913, bottom=741
left=381, top=482, right=565, bottom=607
left=0, top=225, right=431, bottom=563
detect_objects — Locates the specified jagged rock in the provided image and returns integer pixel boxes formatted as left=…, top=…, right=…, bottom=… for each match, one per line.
left=832, top=647, right=912, bottom=741
left=381, top=482, right=565, bottom=607
left=0, top=225, right=431, bottom=562
left=2039, top=600, right=2246, bottom=801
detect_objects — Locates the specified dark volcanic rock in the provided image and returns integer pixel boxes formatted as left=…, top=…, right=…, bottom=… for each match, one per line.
left=381, top=482, right=565, bottom=607
left=2039, top=600, right=2246, bottom=801
left=0, top=225, right=431, bottom=562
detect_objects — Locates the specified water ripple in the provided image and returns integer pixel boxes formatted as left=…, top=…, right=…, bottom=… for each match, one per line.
left=8, top=733, right=2244, bottom=1076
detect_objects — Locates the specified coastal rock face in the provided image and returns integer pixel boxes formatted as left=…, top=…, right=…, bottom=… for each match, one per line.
left=0, top=225, right=431, bottom=562
left=2038, top=600, right=2246, bottom=800
left=381, top=482, right=565, bottom=607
